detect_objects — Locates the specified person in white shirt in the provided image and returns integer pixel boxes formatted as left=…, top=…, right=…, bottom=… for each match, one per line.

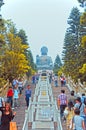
left=18, top=78, right=23, bottom=95
left=54, top=74, right=58, bottom=87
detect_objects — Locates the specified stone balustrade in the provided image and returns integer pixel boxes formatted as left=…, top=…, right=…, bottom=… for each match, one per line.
left=0, top=80, right=10, bottom=97
left=67, top=76, right=86, bottom=95
left=22, top=74, right=63, bottom=130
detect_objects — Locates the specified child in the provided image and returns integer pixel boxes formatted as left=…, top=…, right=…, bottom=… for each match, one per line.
left=64, top=101, right=74, bottom=130
left=7, top=86, right=14, bottom=107
left=13, top=86, right=19, bottom=108
left=71, top=108, right=85, bottom=130
left=25, top=85, right=31, bottom=108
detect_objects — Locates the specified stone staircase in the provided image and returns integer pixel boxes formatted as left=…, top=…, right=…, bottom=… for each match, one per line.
left=22, top=74, right=62, bottom=130
left=13, top=75, right=71, bottom=130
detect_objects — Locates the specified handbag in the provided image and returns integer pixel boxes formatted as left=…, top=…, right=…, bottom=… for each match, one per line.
left=10, top=121, right=17, bottom=130
left=64, top=108, right=69, bottom=117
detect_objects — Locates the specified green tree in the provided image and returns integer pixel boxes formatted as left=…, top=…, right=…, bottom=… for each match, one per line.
left=26, top=50, right=37, bottom=77
left=80, top=12, right=86, bottom=47
left=0, top=18, right=6, bottom=35
left=78, top=12, right=86, bottom=80
left=17, top=29, right=28, bottom=45
left=0, top=33, right=30, bottom=81
left=0, top=19, right=36, bottom=82
left=53, top=54, right=62, bottom=74
left=5, top=19, right=17, bottom=35
left=62, top=7, right=81, bottom=80
left=77, top=0, right=86, bottom=8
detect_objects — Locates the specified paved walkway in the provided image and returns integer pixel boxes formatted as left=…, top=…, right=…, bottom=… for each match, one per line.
left=52, top=80, right=71, bottom=130
left=13, top=80, right=35, bottom=130
left=13, top=78, right=71, bottom=130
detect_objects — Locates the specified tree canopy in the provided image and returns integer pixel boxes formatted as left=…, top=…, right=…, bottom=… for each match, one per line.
left=0, top=19, right=36, bottom=83
left=61, top=3, right=86, bottom=82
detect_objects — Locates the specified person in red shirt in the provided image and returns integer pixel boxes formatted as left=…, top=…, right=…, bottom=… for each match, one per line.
left=7, top=86, right=14, bottom=107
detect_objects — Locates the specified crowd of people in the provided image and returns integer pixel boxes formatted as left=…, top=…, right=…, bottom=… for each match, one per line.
left=57, top=89, right=86, bottom=130
left=0, top=72, right=86, bottom=130
left=0, top=77, right=32, bottom=130
left=32, top=72, right=86, bottom=130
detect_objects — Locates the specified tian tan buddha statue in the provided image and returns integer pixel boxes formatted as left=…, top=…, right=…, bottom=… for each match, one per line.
left=36, top=46, right=53, bottom=70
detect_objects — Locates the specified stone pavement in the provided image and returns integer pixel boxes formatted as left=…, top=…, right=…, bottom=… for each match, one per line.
left=13, top=80, right=35, bottom=130
left=52, top=80, right=71, bottom=130
left=13, top=79, right=71, bottom=130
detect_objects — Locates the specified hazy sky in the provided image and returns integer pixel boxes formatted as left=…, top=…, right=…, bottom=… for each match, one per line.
left=1, top=0, right=79, bottom=63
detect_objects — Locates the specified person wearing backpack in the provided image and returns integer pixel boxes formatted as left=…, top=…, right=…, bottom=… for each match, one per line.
left=81, top=93, right=86, bottom=105
left=74, top=97, right=85, bottom=117
left=74, top=97, right=86, bottom=128
left=68, top=91, right=76, bottom=106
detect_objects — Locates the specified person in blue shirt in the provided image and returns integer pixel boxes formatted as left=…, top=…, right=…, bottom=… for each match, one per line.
left=13, top=86, right=19, bottom=108
left=71, top=108, right=85, bottom=130
left=25, top=85, right=32, bottom=108
left=81, top=93, right=86, bottom=104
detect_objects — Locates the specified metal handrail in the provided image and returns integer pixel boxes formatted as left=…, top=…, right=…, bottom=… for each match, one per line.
left=22, top=98, right=31, bottom=130
left=22, top=76, right=63, bottom=130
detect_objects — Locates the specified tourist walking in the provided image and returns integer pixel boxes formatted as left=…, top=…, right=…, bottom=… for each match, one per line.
left=57, top=89, right=68, bottom=118
left=60, top=76, right=64, bottom=87
left=13, top=86, right=19, bottom=108
left=74, top=97, right=86, bottom=129
left=81, top=93, right=86, bottom=105
left=71, top=108, right=85, bottom=130
left=68, top=90, right=76, bottom=106
left=32, top=75, right=36, bottom=84
left=49, top=73, right=52, bottom=84
left=74, top=97, right=85, bottom=117
left=7, top=86, right=14, bottom=107
left=12, top=78, right=18, bottom=89
left=64, top=101, right=74, bottom=130
left=54, top=74, right=58, bottom=87
left=18, top=78, right=23, bottom=95
left=0, top=102, right=16, bottom=130
left=25, top=85, right=32, bottom=108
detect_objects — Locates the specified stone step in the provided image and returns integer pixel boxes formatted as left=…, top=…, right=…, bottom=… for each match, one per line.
left=32, top=121, right=54, bottom=129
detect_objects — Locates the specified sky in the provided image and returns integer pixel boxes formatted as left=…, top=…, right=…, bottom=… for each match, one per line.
left=1, top=0, right=80, bottom=63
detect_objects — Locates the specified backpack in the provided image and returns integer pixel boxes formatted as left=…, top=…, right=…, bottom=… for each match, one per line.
left=84, top=97, right=86, bottom=105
